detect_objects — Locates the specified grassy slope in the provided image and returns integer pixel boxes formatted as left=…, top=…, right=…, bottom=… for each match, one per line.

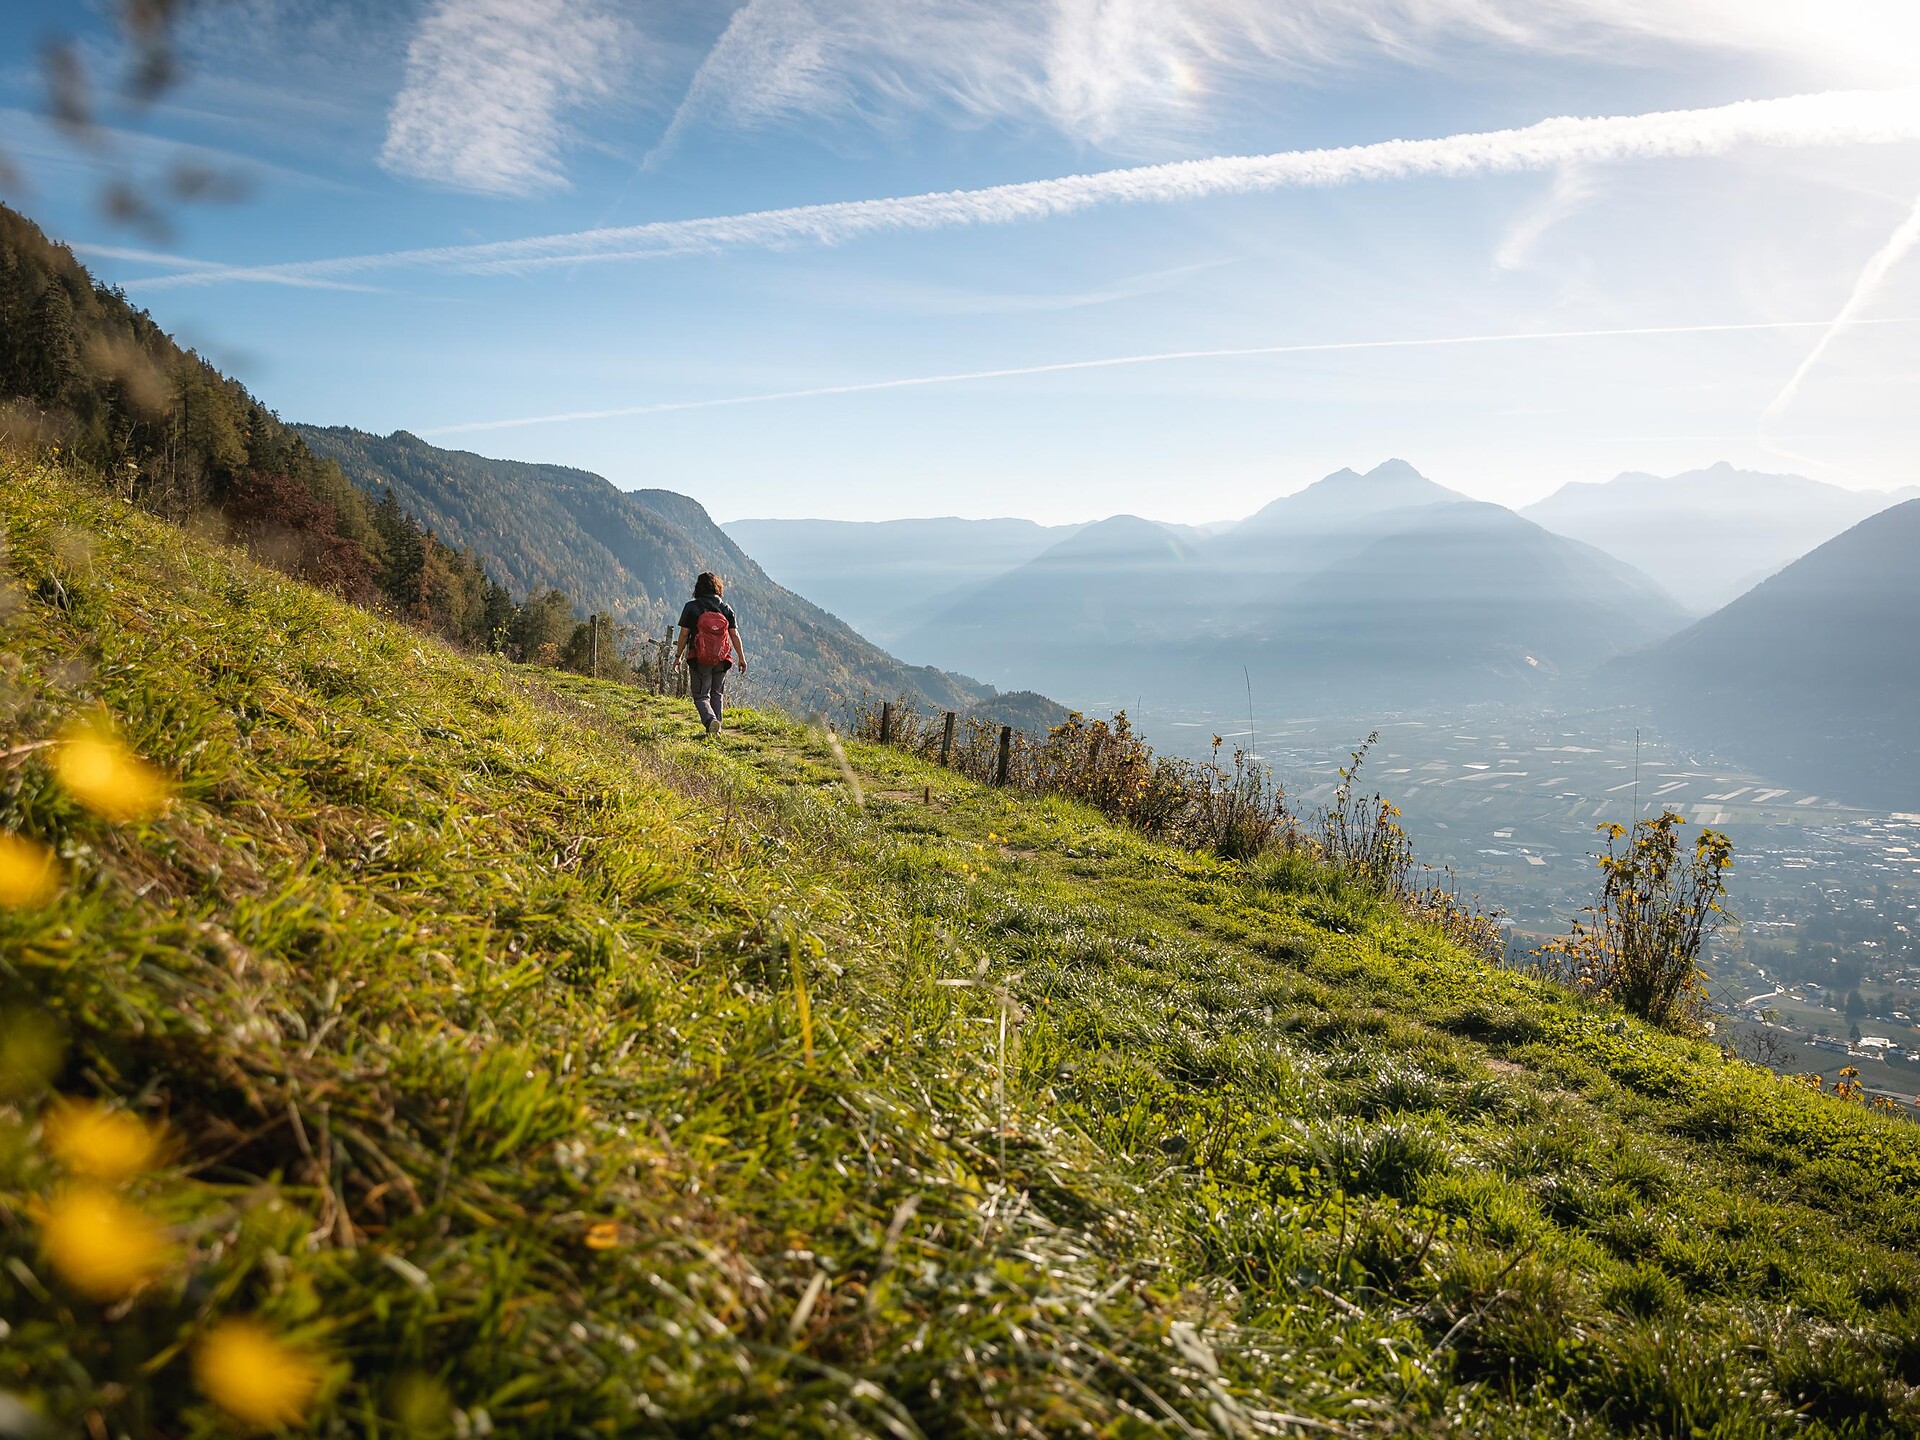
left=3, top=457, right=1920, bottom=1437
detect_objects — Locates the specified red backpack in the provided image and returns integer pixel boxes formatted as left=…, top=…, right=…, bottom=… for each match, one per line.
left=691, top=609, right=733, bottom=666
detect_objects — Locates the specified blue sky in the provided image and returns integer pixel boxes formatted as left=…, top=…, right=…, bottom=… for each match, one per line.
left=5, top=0, right=1919, bottom=523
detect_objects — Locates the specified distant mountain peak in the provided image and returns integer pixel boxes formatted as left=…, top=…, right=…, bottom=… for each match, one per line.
left=1362, top=457, right=1428, bottom=483
left=1041, top=513, right=1197, bottom=564
left=1236, top=459, right=1469, bottom=532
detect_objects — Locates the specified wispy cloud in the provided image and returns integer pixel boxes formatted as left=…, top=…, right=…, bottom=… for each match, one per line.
left=641, top=0, right=1920, bottom=159
left=66, top=242, right=383, bottom=293
left=128, top=87, right=1920, bottom=291
left=772, top=258, right=1236, bottom=316
left=1495, top=165, right=1600, bottom=270
left=380, top=0, right=633, bottom=196
left=417, top=316, right=1920, bottom=435
left=1763, top=189, right=1920, bottom=421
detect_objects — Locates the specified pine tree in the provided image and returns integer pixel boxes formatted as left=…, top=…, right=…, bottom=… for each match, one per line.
left=0, top=243, right=29, bottom=397
left=371, top=487, right=427, bottom=612
left=30, top=278, right=82, bottom=405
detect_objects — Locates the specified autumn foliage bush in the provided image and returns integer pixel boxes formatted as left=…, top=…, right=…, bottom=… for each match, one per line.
left=1533, top=809, right=1734, bottom=1031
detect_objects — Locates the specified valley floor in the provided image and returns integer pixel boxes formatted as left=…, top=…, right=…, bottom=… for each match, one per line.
left=4, top=458, right=1920, bottom=1436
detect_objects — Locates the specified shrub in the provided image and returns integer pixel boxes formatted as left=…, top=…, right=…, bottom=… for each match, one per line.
left=1533, top=809, right=1733, bottom=1031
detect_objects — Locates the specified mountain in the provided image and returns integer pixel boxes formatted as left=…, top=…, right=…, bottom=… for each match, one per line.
left=1616, top=499, right=1920, bottom=808
left=720, top=516, right=1081, bottom=648
left=294, top=426, right=1042, bottom=719
left=1235, top=457, right=1471, bottom=533
left=895, top=514, right=1210, bottom=699
left=1257, top=501, right=1690, bottom=704
left=1523, top=462, right=1920, bottom=612
left=895, top=462, right=1686, bottom=713
left=1208, top=458, right=1476, bottom=609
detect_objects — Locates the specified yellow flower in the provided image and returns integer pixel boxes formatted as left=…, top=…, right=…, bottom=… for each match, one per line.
left=584, top=1221, right=620, bottom=1250
left=44, top=1099, right=163, bottom=1181
left=0, top=831, right=61, bottom=908
left=39, top=1185, right=170, bottom=1300
left=195, top=1319, right=324, bottom=1430
left=54, top=725, right=174, bottom=822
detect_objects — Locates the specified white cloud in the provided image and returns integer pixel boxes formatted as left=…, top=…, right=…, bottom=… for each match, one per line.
left=1764, top=188, right=1920, bottom=420
left=643, top=0, right=1920, bottom=158
left=129, top=86, right=1920, bottom=290
left=380, top=0, right=632, bottom=195
left=1495, top=165, right=1600, bottom=271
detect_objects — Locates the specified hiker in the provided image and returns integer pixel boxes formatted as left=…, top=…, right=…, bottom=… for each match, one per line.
left=676, top=571, right=747, bottom=736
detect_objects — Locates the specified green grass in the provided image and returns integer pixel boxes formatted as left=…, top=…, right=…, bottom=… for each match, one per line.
left=4, top=455, right=1920, bottom=1436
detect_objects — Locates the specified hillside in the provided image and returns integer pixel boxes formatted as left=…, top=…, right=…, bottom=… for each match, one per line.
left=1523, top=462, right=1919, bottom=612
left=721, top=516, right=1082, bottom=648
left=295, top=425, right=1031, bottom=719
left=8, top=456, right=1920, bottom=1435
left=1616, top=498, right=1920, bottom=808
left=0, top=204, right=519, bottom=653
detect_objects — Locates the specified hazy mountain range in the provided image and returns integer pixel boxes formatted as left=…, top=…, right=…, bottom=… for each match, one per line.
left=873, top=461, right=1692, bottom=711
left=1522, top=462, right=1920, bottom=612
left=729, top=459, right=1919, bottom=805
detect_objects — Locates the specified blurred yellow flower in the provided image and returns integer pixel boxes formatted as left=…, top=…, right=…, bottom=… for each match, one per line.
left=0, top=831, right=61, bottom=908
left=195, top=1319, right=324, bottom=1430
left=44, top=1099, right=163, bottom=1181
left=584, top=1221, right=620, bottom=1250
left=54, top=726, right=174, bottom=822
left=39, top=1185, right=170, bottom=1299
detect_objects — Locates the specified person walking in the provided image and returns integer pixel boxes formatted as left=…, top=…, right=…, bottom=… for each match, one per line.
left=676, top=571, right=746, bottom=736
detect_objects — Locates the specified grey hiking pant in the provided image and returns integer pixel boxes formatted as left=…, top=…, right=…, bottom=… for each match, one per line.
left=690, top=663, right=728, bottom=727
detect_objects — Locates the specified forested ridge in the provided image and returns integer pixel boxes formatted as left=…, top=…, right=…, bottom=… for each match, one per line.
left=0, top=203, right=635, bottom=671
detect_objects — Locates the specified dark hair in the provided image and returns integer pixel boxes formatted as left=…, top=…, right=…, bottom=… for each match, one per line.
left=694, top=572, right=722, bottom=598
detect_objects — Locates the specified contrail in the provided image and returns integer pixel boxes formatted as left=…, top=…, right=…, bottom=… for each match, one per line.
left=417, top=316, right=1920, bottom=435
left=131, top=86, right=1920, bottom=292
left=1762, top=188, right=1920, bottom=422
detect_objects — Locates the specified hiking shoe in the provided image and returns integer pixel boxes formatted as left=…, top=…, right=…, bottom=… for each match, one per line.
left=706, top=718, right=720, bottom=738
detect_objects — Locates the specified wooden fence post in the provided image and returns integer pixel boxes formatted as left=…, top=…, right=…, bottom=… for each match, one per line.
left=879, top=701, right=893, bottom=745
left=996, top=726, right=1013, bottom=786
left=939, top=711, right=956, bottom=768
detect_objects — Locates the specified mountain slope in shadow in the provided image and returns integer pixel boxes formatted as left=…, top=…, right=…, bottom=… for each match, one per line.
left=1613, top=498, right=1920, bottom=808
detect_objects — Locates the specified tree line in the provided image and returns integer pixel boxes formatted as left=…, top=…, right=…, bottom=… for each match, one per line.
left=0, top=203, right=633, bottom=679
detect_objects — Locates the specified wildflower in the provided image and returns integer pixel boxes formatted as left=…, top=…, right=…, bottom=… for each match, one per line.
left=195, top=1319, right=324, bottom=1430
left=39, top=1185, right=170, bottom=1299
left=44, top=1099, right=163, bottom=1181
left=585, top=1221, right=620, bottom=1250
left=54, top=725, right=174, bottom=821
left=0, top=832, right=61, bottom=908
